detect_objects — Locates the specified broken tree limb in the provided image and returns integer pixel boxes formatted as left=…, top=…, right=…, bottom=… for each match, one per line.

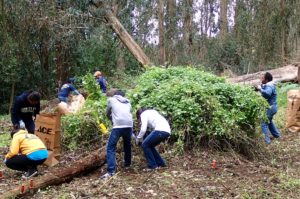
left=91, top=0, right=151, bottom=66
left=2, top=147, right=106, bottom=199
left=228, top=65, right=298, bottom=86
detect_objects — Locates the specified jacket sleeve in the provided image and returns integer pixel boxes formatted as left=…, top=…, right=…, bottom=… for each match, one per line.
left=5, top=136, right=21, bottom=159
left=70, top=85, right=80, bottom=95
left=106, top=98, right=112, bottom=120
left=137, top=113, right=147, bottom=139
left=35, top=103, right=40, bottom=117
left=11, top=97, right=21, bottom=125
left=260, top=85, right=273, bottom=98
left=99, top=78, right=107, bottom=93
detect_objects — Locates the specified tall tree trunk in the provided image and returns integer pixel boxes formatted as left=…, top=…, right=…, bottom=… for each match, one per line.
left=220, top=0, right=228, bottom=40
left=280, top=0, right=289, bottom=62
left=166, top=0, right=176, bottom=64
left=183, top=0, right=193, bottom=47
left=9, top=82, right=15, bottom=114
left=158, top=0, right=165, bottom=65
left=91, top=0, right=150, bottom=66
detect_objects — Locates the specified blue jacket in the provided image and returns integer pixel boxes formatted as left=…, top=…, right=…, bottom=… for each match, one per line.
left=11, top=91, right=40, bottom=125
left=261, top=82, right=277, bottom=106
left=97, top=76, right=107, bottom=93
left=58, top=83, right=79, bottom=98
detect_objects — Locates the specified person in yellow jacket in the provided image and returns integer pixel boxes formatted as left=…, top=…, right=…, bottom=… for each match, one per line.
left=4, top=129, right=48, bottom=179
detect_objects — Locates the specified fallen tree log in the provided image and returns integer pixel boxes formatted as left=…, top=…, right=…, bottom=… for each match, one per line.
left=228, top=65, right=298, bottom=86
left=90, top=0, right=151, bottom=66
left=2, top=147, right=106, bottom=199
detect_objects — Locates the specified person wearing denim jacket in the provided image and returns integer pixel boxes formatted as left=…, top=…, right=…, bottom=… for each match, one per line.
left=136, top=108, right=171, bottom=170
left=256, top=72, right=281, bottom=144
left=100, top=89, right=133, bottom=180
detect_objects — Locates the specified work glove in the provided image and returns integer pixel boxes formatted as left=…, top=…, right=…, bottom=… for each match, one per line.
left=19, top=120, right=25, bottom=129
left=135, top=137, right=143, bottom=146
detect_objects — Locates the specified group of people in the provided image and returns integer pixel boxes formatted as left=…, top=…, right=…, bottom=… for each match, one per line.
left=102, top=89, right=171, bottom=180
left=4, top=71, right=280, bottom=180
left=57, top=70, right=107, bottom=103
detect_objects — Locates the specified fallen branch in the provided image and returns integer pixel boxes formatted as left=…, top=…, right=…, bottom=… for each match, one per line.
left=2, top=147, right=106, bottom=199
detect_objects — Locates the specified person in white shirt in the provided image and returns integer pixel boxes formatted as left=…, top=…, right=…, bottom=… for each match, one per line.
left=136, top=108, right=171, bottom=170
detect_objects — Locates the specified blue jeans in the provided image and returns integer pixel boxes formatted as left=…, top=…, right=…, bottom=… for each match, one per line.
left=141, top=131, right=170, bottom=169
left=106, top=127, right=132, bottom=174
left=262, top=105, right=281, bottom=144
left=22, top=118, right=35, bottom=134
left=58, top=96, right=68, bottom=103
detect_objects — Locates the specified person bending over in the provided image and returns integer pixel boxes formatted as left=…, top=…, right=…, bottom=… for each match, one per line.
left=136, top=108, right=171, bottom=171
left=100, top=89, right=133, bottom=180
left=11, top=90, right=40, bottom=134
left=58, top=77, right=80, bottom=103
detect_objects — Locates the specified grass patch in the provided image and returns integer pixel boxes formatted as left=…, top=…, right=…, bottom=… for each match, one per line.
left=0, top=133, right=10, bottom=147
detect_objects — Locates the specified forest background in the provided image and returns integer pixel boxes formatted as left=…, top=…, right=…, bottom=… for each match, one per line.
left=0, top=0, right=300, bottom=114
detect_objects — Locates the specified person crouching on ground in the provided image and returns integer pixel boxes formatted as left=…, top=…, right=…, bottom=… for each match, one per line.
left=136, top=108, right=171, bottom=171
left=255, top=72, right=281, bottom=144
left=4, top=128, right=48, bottom=179
left=58, top=77, right=80, bottom=103
left=100, top=89, right=133, bottom=180
left=11, top=90, right=41, bottom=134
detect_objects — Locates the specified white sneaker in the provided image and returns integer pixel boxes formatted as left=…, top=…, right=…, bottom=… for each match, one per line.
left=100, top=172, right=114, bottom=180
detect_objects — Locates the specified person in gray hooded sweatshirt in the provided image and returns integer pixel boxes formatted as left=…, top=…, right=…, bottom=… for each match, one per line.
left=100, top=89, right=133, bottom=180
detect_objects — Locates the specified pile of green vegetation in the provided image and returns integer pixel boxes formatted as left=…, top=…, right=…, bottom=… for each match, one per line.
left=129, top=67, right=268, bottom=154
left=61, top=74, right=110, bottom=150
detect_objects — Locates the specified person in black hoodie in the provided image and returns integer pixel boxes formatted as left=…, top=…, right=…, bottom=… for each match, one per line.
left=11, top=90, right=41, bottom=134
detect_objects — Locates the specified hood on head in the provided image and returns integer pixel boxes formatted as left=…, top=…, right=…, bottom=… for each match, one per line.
left=114, top=95, right=129, bottom=103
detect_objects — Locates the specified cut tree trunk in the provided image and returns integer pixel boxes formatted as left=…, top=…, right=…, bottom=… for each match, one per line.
left=2, top=148, right=106, bottom=199
left=91, top=0, right=151, bottom=66
left=228, top=65, right=298, bottom=86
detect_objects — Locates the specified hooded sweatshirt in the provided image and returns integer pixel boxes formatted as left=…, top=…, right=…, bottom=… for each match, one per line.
left=6, top=130, right=48, bottom=160
left=58, top=83, right=80, bottom=98
left=106, top=95, right=133, bottom=128
left=11, top=91, right=40, bottom=125
left=261, top=82, right=277, bottom=106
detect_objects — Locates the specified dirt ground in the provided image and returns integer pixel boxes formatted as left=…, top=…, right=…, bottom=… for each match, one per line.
left=1, top=120, right=300, bottom=198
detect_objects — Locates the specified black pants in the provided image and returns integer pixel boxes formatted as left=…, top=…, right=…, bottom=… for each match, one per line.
left=6, top=155, right=46, bottom=172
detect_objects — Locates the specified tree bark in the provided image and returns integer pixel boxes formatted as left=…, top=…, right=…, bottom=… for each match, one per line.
left=280, top=0, right=289, bottom=61
left=91, top=0, right=150, bottom=66
left=158, top=0, right=165, bottom=65
left=220, top=0, right=228, bottom=40
left=166, top=0, right=176, bottom=63
left=2, top=148, right=106, bottom=199
left=183, top=0, right=193, bottom=47
left=8, top=81, right=15, bottom=114
left=229, top=65, right=298, bottom=86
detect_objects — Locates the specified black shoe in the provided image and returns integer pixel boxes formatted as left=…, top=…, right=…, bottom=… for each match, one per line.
left=22, top=169, right=38, bottom=179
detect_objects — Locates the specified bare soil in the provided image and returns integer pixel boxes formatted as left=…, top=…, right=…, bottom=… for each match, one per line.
left=1, top=123, right=300, bottom=198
